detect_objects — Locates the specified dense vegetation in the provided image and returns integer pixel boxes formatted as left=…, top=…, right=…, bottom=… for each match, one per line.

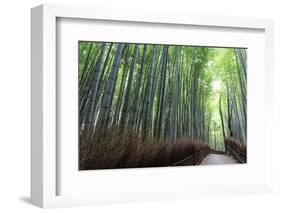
left=79, top=42, right=247, bottom=169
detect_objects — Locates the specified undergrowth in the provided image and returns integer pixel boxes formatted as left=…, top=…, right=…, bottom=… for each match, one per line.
left=79, top=129, right=210, bottom=170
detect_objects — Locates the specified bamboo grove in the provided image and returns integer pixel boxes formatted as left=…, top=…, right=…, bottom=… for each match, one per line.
left=79, top=42, right=247, bottom=158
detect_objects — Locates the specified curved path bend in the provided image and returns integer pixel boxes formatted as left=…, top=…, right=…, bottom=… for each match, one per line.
left=200, top=154, right=238, bottom=165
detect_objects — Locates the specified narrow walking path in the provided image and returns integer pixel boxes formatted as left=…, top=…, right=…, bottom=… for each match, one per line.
left=200, top=154, right=238, bottom=165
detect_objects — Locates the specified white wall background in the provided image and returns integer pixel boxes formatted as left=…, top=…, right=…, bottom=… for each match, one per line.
left=0, top=0, right=280, bottom=212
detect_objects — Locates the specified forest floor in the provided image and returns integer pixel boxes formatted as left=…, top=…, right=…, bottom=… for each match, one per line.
left=199, top=154, right=238, bottom=165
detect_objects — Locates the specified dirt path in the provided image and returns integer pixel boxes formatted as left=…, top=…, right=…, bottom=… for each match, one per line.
left=199, top=154, right=238, bottom=165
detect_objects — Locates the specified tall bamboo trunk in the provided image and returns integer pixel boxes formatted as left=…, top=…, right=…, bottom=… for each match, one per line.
left=119, top=44, right=139, bottom=131
left=98, top=43, right=125, bottom=129
left=84, top=43, right=106, bottom=132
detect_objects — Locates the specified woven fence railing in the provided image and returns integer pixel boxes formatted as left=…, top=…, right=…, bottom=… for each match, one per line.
left=225, top=138, right=247, bottom=163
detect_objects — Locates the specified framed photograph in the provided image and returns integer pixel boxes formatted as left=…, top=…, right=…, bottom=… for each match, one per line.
left=31, top=4, right=274, bottom=208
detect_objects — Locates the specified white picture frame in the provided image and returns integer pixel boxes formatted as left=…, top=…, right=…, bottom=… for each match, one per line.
left=31, top=4, right=274, bottom=208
